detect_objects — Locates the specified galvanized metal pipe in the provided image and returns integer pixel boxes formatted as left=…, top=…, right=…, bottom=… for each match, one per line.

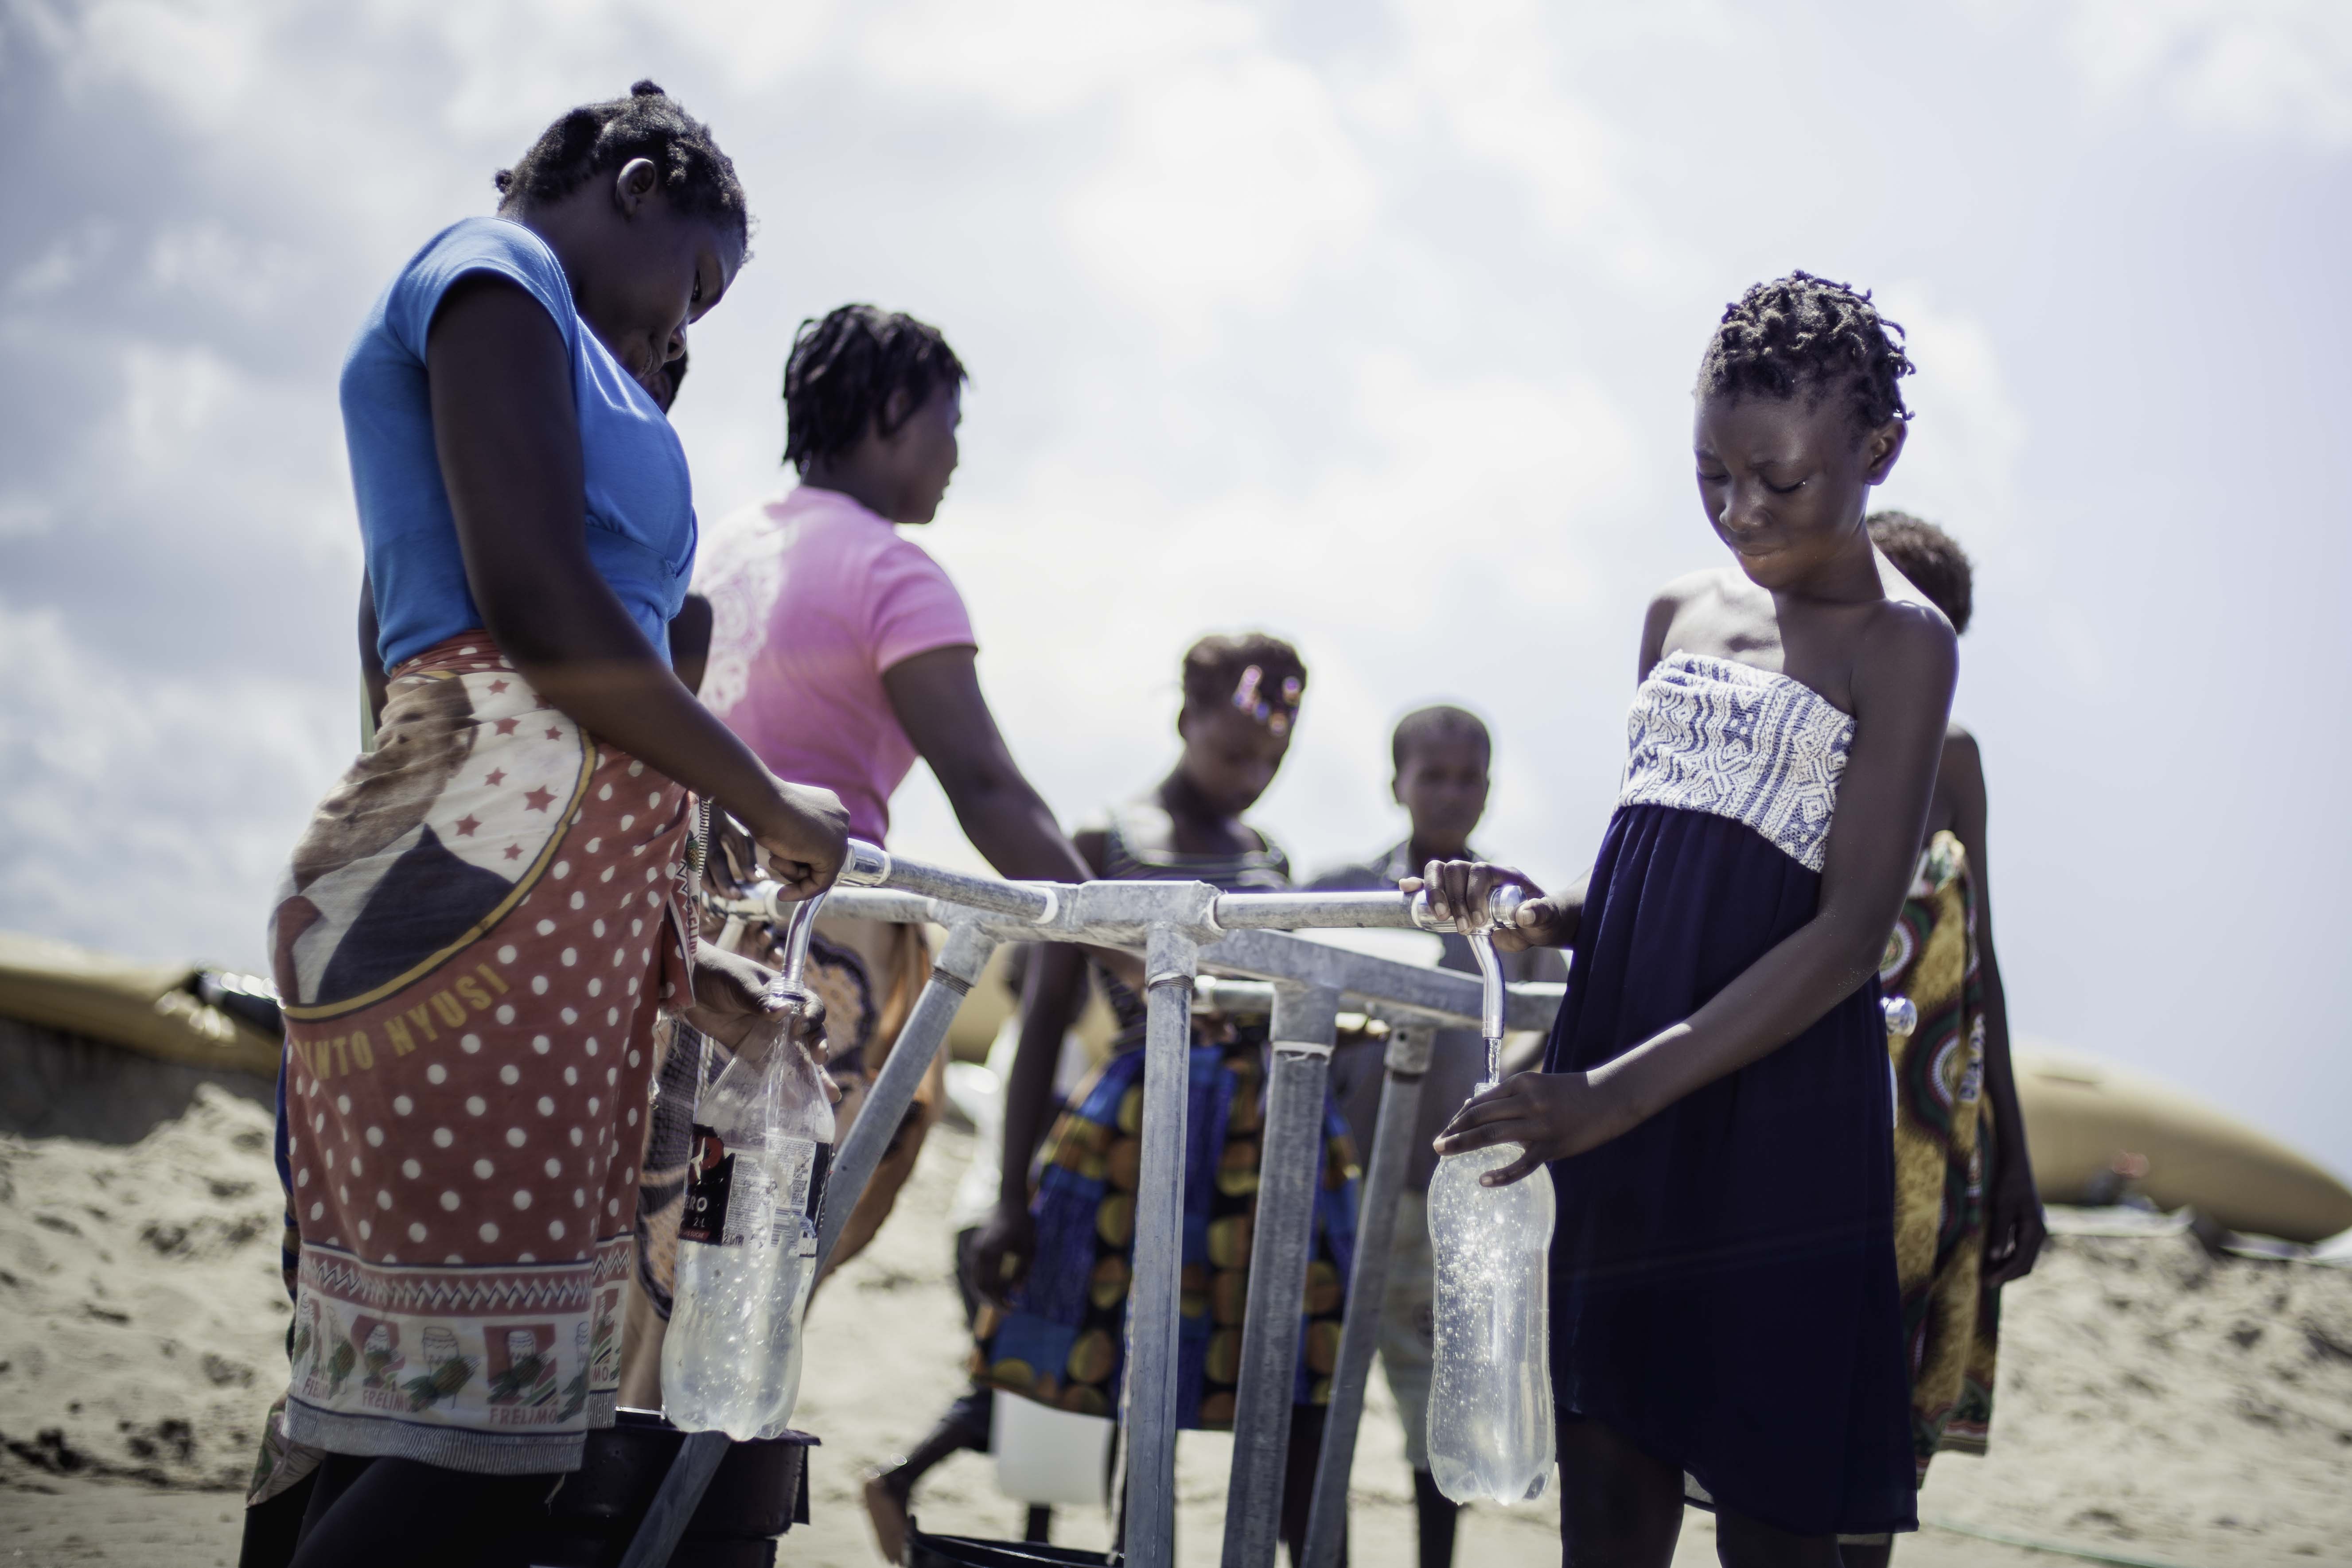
left=1222, top=982, right=1343, bottom=1568
left=1121, top=924, right=1197, bottom=1568
left=1301, top=1020, right=1437, bottom=1568
left=837, top=837, right=1057, bottom=923
left=631, top=848, right=1570, bottom=1568
left=1214, top=890, right=1420, bottom=930
left=815, top=921, right=997, bottom=1276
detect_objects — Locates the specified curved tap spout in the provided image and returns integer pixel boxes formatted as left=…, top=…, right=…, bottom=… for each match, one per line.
left=1412, top=884, right=1524, bottom=1081
left=767, top=888, right=828, bottom=1006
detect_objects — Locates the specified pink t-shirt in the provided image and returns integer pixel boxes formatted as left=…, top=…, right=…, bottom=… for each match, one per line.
left=696, top=486, right=976, bottom=843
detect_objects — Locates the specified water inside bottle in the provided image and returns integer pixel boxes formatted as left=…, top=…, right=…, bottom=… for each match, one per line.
left=1426, top=1075, right=1556, bottom=1505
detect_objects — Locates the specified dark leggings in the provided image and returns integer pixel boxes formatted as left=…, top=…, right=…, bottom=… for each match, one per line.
left=1410, top=1467, right=1459, bottom=1568
left=1556, top=1416, right=1843, bottom=1568
left=1279, top=1404, right=1339, bottom=1568
left=286, top=1453, right=561, bottom=1568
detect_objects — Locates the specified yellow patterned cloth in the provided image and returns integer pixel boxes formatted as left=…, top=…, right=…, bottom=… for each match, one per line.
left=1878, top=830, right=2000, bottom=1480
left=969, top=1035, right=1359, bottom=1428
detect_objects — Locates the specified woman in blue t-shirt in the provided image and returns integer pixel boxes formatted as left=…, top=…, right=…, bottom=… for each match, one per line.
left=250, top=83, right=846, bottom=1565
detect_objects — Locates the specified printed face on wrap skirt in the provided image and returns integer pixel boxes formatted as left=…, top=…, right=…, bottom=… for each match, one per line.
left=265, top=636, right=695, bottom=1475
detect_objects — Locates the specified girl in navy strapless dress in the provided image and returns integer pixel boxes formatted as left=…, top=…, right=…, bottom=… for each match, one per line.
left=1420, top=274, right=1957, bottom=1567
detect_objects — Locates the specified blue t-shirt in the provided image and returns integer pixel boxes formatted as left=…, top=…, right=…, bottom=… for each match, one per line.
left=340, top=216, right=697, bottom=670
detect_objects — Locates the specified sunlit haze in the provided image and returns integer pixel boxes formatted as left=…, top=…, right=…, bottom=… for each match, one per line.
left=4, top=0, right=2348, bottom=1176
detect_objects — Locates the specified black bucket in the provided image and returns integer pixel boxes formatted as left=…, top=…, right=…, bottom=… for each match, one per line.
left=480, top=1409, right=817, bottom=1567
left=905, top=1522, right=1116, bottom=1568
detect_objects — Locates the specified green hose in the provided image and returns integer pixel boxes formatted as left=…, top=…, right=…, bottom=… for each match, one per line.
left=1925, top=1516, right=2198, bottom=1568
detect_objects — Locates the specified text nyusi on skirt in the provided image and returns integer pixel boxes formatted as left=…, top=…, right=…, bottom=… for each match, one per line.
left=265, top=634, right=694, bottom=1474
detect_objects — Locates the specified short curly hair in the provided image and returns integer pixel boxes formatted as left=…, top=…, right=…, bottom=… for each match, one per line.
left=782, top=305, right=967, bottom=472
left=495, top=82, right=748, bottom=242
left=1867, top=510, right=1972, bottom=634
left=1391, top=705, right=1489, bottom=773
left=1698, top=272, right=1913, bottom=434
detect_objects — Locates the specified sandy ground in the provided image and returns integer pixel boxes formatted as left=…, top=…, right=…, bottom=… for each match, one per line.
left=4, top=1084, right=2351, bottom=1567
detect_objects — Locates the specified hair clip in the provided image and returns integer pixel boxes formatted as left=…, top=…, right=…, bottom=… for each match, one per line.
left=1228, top=662, right=1300, bottom=731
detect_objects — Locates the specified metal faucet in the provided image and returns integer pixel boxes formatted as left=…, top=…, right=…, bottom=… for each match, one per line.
left=1410, top=882, right=1525, bottom=1081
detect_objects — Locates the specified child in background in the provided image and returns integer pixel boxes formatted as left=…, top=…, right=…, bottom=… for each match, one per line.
left=1421, top=273, right=1951, bottom=1566
left=1843, top=512, right=2044, bottom=1568
left=1307, top=705, right=1564, bottom=1568
left=970, top=634, right=1358, bottom=1567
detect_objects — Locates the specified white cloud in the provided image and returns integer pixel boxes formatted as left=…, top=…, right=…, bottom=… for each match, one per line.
left=2058, top=0, right=2352, bottom=147
left=1063, top=53, right=1378, bottom=349
left=0, top=495, right=55, bottom=538
left=5, top=0, right=2348, bottom=1179
left=0, top=600, right=349, bottom=968
left=145, top=224, right=313, bottom=318
left=1869, top=283, right=2029, bottom=561
left=854, top=0, right=1255, bottom=117
left=1364, top=0, right=1716, bottom=291
left=896, top=351, right=1641, bottom=880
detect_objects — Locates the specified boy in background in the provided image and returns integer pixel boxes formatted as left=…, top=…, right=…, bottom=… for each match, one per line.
left=1308, top=706, right=1565, bottom=1568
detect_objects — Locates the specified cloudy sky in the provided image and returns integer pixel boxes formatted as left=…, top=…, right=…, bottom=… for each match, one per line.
left=5, top=0, right=2349, bottom=1178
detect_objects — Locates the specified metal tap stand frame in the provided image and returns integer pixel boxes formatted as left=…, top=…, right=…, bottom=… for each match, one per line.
left=620, top=842, right=1562, bottom=1568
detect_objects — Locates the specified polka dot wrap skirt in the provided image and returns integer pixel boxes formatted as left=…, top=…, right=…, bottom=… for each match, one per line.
left=265, top=636, right=695, bottom=1474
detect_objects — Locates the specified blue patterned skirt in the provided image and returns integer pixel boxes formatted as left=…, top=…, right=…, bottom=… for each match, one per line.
left=1545, top=803, right=1916, bottom=1537
left=971, top=1035, right=1359, bottom=1428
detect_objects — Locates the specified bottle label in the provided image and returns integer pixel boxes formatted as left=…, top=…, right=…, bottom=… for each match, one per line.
left=768, top=1137, right=832, bottom=1257
left=679, top=1123, right=743, bottom=1246
left=805, top=1142, right=831, bottom=1258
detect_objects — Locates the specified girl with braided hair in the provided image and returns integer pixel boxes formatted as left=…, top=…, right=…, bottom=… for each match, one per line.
left=1419, top=273, right=1947, bottom=1565
left=248, top=82, right=845, bottom=1566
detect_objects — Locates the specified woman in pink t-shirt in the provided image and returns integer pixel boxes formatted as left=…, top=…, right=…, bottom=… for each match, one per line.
left=622, top=307, right=1099, bottom=1423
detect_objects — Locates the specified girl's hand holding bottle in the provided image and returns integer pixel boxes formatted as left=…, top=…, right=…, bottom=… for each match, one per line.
left=681, top=941, right=834, bottom=1087
left=1433, top=1071, right=1639, bottom=1188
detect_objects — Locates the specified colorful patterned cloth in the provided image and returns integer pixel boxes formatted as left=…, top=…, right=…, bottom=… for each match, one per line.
left=264, top=634, right=695, bottom=1474
left=970, top=803, right=1358, bottom=1429
left=970, top=1035, right=1360, bottom=1426
left=1880, top=829, right=2000, bottom=1479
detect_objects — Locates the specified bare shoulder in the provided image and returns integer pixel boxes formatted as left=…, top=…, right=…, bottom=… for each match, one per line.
left=1853, top=597, right=1958, bottom=708
left=1641, top=567, right=1737, bottom=673
left=1651, top=566, right=1734, bottom=619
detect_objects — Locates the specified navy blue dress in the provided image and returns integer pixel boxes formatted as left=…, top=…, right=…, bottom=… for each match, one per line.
left=1542, top=652, right=1916, bottom=1539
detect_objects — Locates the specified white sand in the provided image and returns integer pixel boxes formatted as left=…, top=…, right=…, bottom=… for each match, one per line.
left=4, top=1082, right=2349, bottom=1566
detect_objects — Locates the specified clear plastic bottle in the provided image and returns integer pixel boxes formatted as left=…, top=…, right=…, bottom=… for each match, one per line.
left=1425, top=1078, right=1557, bottom=1505
left=754, top=1037, right=832, bottom=1440
left=662, top=1024, right=834, bottom=1440
left=1414, top=891, right=1556, bottom=1502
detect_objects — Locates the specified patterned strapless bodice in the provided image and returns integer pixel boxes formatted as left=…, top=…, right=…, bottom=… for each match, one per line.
left=1619, top=650, right=1855, bottom=872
